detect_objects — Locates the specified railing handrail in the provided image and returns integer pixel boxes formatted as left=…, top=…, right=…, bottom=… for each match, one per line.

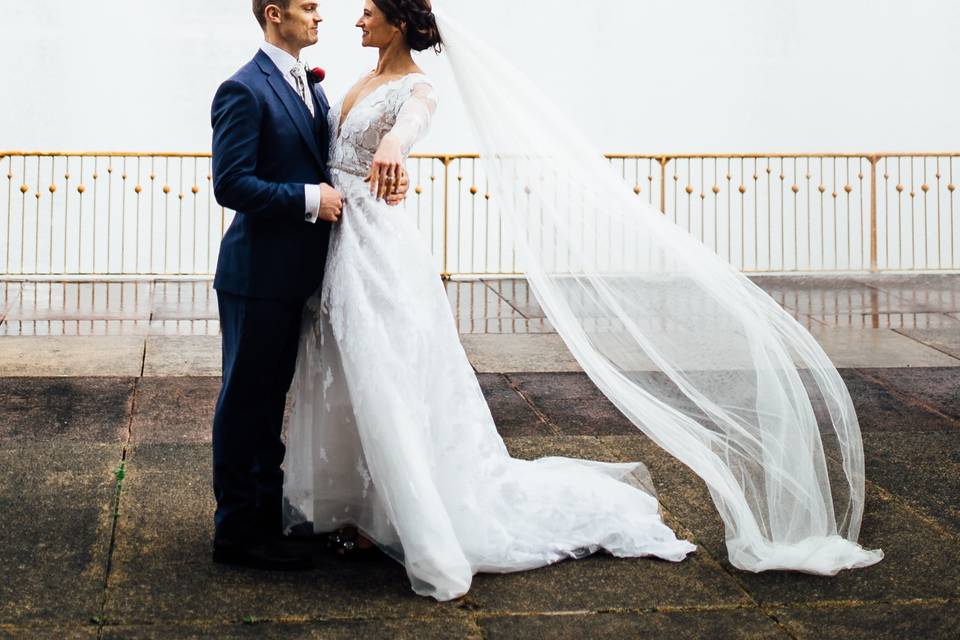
left=4, top=151, right=960, bottom=159
left=2, top=151, right=957, bottom=276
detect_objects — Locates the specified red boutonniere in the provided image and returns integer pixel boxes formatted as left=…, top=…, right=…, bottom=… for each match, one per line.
left=308, top=67, right=326, bottom=83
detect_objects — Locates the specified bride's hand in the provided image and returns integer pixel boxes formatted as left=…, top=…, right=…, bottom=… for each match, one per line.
left=367, top=135, right=403, bottom=200
left=384, top=169, right=409, bottom=207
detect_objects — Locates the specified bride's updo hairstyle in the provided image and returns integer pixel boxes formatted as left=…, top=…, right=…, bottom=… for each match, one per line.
left=372, top=0, right=443, bottom=53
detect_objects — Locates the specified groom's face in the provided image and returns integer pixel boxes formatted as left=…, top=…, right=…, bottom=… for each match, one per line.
left=271, top=2, right=322, bottom=49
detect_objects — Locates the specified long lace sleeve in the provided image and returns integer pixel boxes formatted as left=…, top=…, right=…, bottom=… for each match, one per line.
left=384, top=81, right=438, bottom=155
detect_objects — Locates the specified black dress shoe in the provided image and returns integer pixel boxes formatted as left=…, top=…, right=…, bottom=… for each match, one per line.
left=212, top=537, right=314, bottom=571
left=281, top=521, right=327, bottom=543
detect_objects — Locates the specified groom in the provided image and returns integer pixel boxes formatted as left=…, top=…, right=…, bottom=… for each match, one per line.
left=210, top=0, right=407, bottom=570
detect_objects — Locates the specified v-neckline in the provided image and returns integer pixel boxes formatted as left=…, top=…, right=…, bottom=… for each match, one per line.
left=336, top=72, right=422, bottom=137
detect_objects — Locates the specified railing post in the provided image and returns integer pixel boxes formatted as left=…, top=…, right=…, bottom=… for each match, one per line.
left=869, top=155, right=878, bottom=272
left=659, top=156, right=669, bottom=214
left=441, top=155, right=452, bottom=279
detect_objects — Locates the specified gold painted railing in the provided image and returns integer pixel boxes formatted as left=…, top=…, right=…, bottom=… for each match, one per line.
left=1, top=151, right=958, bottom=278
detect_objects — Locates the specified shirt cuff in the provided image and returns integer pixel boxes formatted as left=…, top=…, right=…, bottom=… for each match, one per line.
left=304, top=184, right=322, bottom=223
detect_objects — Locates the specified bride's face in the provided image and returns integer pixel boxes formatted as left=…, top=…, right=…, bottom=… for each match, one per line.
left=356, top=0, right=401, bottom=49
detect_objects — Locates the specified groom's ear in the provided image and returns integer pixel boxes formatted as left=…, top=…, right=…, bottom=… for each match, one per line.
left=254, top=0, right=287, bottom=29
left=264, top=4, right=283, bottom=26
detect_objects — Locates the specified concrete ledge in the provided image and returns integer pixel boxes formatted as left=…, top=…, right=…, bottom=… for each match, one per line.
left=0, top=336, right=145, bottom=377
left=461, top=334, right=583, bottom=373
left=808, top=328, right=960, bottom=368
left=142, top=336, right=220, bottom=377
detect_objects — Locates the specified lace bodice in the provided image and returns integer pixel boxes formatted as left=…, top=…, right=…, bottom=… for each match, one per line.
left=328, top=73, right=437, bottom=177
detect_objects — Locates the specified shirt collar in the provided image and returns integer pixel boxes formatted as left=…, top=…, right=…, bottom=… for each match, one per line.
left=260, top=40, right=302, bottom=77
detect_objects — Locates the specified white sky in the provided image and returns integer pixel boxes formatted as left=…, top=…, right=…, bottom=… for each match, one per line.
left=1, top=0, right=957, bottom=154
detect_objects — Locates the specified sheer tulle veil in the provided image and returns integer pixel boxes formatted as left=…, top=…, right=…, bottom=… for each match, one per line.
left=431, top=3, right=882, bottom=574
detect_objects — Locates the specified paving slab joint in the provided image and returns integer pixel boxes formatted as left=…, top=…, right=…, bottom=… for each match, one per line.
left=588, top=603, right=766, bottom=615
left=482, top=281, right=528, bottom=318
left=892, top=328, right=960, bottom=364
left=95, top=376, right=141, bottom=640
left=503, top=373, right=561, bottom=436
left=762, top=596, right=955, bottom=611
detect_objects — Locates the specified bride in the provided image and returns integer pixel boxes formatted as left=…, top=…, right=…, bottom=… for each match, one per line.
left=283, top=0, right=882, bottom=601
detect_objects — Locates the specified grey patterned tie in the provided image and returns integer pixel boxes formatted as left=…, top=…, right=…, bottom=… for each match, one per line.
left=289, top=66, right=315, bottom=117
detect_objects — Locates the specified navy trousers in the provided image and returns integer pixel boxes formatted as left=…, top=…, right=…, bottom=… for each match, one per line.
left=212, top=291, right=305, bottom=541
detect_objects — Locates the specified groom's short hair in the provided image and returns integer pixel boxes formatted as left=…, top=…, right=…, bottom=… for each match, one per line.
left=253, top=0, right=293, bottom=29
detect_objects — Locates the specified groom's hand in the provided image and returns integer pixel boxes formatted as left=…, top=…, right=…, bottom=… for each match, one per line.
left=384, top=169, right=409, bottom=207
left=318, top=184, right=343, bottom=223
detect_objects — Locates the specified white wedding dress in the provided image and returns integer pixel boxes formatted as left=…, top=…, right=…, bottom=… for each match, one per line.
left=282, top=72, right=696, bottom=601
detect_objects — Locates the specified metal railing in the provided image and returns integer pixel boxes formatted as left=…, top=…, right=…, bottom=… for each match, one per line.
left=1, top=151, right=958, bottom=278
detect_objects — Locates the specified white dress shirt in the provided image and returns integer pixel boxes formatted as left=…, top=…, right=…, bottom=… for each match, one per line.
left=260, top=41, right=322, bottom=224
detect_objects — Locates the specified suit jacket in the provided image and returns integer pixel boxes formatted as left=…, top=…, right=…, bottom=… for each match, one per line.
left=211, top=49, right=333, bottom=300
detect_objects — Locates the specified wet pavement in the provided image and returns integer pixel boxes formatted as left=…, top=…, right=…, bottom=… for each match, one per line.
left=0, top=275, right=957, bottom=639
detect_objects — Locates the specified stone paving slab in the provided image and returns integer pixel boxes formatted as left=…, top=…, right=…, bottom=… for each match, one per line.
left=749, top=275, right=936, bottom=315
left=0, top=336, right=145, bottom=377
left=505, top=368, right=956, bottom=437
left=0, top=377, right=133, bottom=442
left=447, top=281, right=527, bottom=319
left=809, top=311, right=960, bottom=329
left=100, top=618, right=480, bottom=639
left=855, top=273, right=960, bottom=313
left=477, top=609, right=789, bottom=639
left=4, top=282, right=153, bottom=321
left=732, top=486, right=960, bottom=605
left=464, top=328, right=959, bottom=371
left=835, top=368, right=959, bottom=432
left=506, top=373, right=638, bottom=436
left=597, top=435, right=727, bottom=558
left=807, top=328, right=960, bottom=368
left=463, top=544, right=749, bottom=615
left=147, top=319, right=220, bottom=336
left=477, top=373, right=552, bottom=437
left=142, top=336, right=220, bottom=377
left=0, top=626, right=97, bottom=640
left=855, top=366, right=960, bottom=423
left=126, top=374, right=549, bottom=446
left=461, top=334, right=583, bottom=373
left=596, top=435, right=960, bottom=606
left=151, top=281, right=218, bottom=321
left=894, top=327, right=960, bottom=360
left=772, top=602, right=960, bottom=640
left=496, top=436, right=750, bottom=612
left=456, top=316, right=556, bottom=335
left=106, top=443, right=459, bottom=624
left=129, top=377, right=220, bottom=444
left=862, top=430, right=960, bottom=536
left=481, top=279, right=544, bottom=318
left=0, top=318, right=154, bottom=337
left=503, top=434, right=617, bottom=462
left=0, top=443, right=119, bottom=626
left=0, top=282, right=22, bottom=322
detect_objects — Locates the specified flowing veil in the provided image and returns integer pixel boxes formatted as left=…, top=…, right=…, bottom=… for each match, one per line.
left=432, top=5, right=882, bottom=574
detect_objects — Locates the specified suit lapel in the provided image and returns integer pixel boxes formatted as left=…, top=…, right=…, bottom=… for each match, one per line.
left=310, top=83, right=330, bottom=165
left=254, top=50, right=325, bottom=169
left=311, top=82, right=330, bottom=115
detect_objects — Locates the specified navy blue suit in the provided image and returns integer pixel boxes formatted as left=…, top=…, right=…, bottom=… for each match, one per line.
left=210, top=49, right=331, bottom=542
